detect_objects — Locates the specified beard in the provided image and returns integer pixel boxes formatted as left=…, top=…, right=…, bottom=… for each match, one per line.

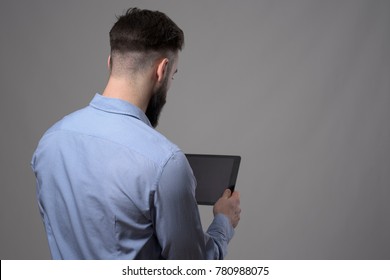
left=145, top=77, right=168, bottom=128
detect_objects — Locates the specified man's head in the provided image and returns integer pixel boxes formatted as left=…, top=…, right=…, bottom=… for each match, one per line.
left=108, top=8, right=184, bottom=127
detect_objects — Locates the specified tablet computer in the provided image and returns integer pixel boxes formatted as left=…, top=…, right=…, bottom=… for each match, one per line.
left=185, top=154, right=241, bottom=205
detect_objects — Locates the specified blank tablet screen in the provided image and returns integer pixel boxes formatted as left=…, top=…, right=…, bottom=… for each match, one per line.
left=185, top=154, right=241, bottom=205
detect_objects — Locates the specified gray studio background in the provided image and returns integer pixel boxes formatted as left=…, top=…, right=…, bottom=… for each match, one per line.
left=1, top=0, right=389, bottom=259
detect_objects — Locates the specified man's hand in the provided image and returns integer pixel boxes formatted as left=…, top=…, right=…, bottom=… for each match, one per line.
left=213, top=188, right=241, bottom=228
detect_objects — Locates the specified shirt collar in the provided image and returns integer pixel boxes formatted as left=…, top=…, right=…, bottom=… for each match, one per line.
left=89, top=93, right=152, bottom=127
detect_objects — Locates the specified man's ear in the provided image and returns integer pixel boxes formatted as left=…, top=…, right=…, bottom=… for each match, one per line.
left=107, top=55, right=112, bottom=71
left=156, top=58, right=169, bottom=83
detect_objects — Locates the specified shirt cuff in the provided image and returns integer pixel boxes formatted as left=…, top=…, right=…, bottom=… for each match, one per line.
left=211, top=213, right=235, bottom=242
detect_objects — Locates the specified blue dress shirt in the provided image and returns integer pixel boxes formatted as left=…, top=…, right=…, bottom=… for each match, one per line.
left=31, top=94, right=234, bottom=259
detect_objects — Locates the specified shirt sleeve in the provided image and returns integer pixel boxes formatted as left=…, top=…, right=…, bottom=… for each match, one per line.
left=152, top=151, right=234, bottom=259
left=204, top=213, right=235, bottom=259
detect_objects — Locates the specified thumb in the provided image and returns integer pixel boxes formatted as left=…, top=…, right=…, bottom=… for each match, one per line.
left=222, top=188, right=232, bottom=199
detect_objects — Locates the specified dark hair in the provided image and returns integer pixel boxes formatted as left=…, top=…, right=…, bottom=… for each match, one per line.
left=109, top=8, right=184, bottom=54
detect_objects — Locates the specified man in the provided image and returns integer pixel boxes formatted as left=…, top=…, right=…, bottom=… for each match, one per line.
left=31, top=7, right=240, bottom=260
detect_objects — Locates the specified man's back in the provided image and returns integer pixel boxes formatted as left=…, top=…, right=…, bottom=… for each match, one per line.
left=32, top=94, right=190, bottom=259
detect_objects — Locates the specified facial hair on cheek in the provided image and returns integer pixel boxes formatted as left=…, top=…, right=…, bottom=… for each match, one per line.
left=145, top=82, right=167, bottom=128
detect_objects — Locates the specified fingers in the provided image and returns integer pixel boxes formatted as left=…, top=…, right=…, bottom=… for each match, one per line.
left=222, top=188, right=232, bottom=198
left=222, top=188, right=240, bottom=199
left=214, top=188, right=242, bottom=228
left=232, top=207, right=241, bottom=228
left=229, top=191, right=241, bottom=228
left=231, top=190, right=240, bottom=199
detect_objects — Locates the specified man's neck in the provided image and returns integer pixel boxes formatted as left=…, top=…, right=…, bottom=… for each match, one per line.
left=102, top=76, right=150, bottom=112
